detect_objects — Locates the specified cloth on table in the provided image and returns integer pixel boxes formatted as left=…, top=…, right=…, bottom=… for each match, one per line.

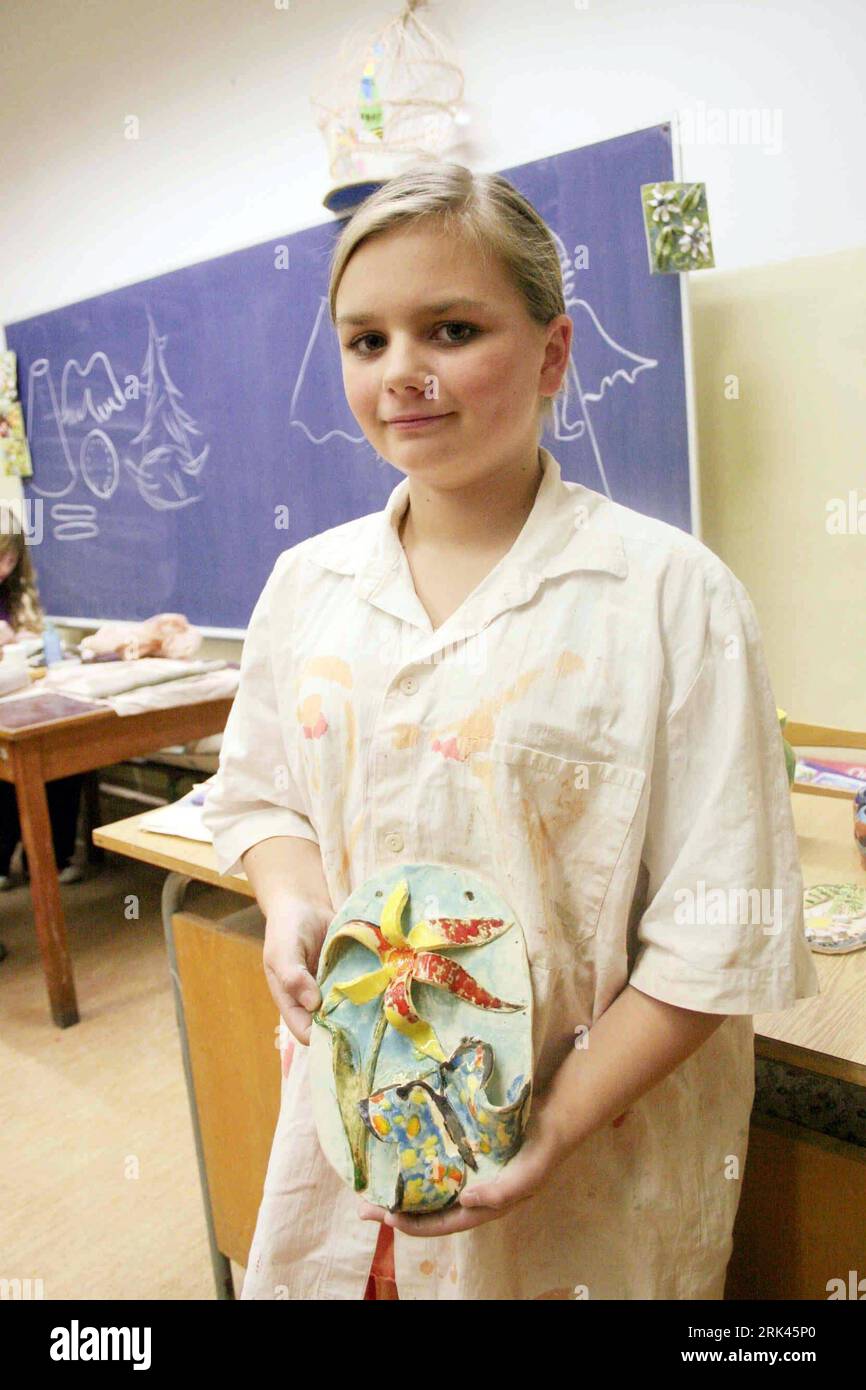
left=43, top=657, right=233, bottom=705
left=105, top=664, right=239, bottom=715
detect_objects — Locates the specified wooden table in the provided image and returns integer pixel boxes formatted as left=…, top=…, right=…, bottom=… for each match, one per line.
left=0, top=691, right=233, bottom=1028
left=93, top=812, right=257, bottom=1300
left=729, top=791, right=866, bottom=1298
left=754, top=792, right=866, bottom=1080
left=93, top=788, right=866, bottom=1299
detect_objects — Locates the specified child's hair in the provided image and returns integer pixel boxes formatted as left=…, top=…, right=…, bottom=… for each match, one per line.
left=0, top=505, right=45, bottom=634
left=327, top=161, right=566, bottom=437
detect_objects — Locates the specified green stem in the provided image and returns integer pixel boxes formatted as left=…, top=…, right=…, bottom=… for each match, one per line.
left=363, top=1006, right=389, bottom=1097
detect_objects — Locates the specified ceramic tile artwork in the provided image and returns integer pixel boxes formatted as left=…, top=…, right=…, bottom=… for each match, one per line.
left=0, top=350, right=33, bottom=479
left=309, top=862, right=533, bottom=1213
left=802, top=882, right=866, bottom=954
left=640, top=182, right=715, bottom=274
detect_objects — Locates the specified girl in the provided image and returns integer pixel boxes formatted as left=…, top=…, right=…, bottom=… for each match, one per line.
left=0, top=509, right=84, bottom=891
left=202, top=163, right=819, bottom=1300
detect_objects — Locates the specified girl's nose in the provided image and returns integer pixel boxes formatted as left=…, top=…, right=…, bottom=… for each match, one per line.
left=381, top=339, right=431, bottom=395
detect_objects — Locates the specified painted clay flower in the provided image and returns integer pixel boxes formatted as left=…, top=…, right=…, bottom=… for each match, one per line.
left=648, top=185, right=681, bottom=224
left=678, top=218, right=712, bottom=262
left=319, top=879, right=522, bottom=1061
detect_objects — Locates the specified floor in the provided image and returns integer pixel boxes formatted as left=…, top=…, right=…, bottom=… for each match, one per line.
left=0, top=852, right=247, bottom=1299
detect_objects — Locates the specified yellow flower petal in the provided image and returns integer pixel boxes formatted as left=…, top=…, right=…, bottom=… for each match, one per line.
left=320, top=920, right=387, bottom=973
left=383, top=1000, right=447, bottom=1061
left=322, top=964, right=392, bottom=1012
left=379, top=880, right=410, bottom=949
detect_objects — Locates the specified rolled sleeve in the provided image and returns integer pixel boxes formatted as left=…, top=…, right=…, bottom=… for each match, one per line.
left=630, top=566, right=821, bottom=1015
left=202, top=557, right=319, bottom=879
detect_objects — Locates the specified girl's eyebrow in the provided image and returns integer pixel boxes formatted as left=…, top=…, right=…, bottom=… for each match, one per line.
left=336, top=297, right=492, bottom=328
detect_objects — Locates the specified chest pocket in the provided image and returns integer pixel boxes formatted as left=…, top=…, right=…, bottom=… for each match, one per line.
left=461, top=740, right=646, bottom=969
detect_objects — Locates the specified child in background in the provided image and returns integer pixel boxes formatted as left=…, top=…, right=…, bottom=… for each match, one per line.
left=0, top=508, right=84, bottom=891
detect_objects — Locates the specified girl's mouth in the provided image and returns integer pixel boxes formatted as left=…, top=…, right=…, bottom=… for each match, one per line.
left=387, top=413, right=455, bottom=431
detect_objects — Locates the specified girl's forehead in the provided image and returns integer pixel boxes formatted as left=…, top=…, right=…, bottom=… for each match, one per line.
left=347, top=224, right=503, bottom=283
left=338, top=244, right=516, bottom=320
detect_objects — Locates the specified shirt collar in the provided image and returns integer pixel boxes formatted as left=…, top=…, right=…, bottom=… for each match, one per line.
left=307, top=446, right=627, bottom=637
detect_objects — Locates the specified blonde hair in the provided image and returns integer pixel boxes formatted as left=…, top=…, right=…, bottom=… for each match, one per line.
left=327, top=161, right=566, bottom=435
left=0, top=504, right=45, bottom=634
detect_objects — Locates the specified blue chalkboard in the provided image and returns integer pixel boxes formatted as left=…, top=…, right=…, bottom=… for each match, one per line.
left=4, top=124, right=690, bottom=632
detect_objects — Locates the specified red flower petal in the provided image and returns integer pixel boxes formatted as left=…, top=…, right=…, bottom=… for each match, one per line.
left=407, top=916, right=512, bottom=950
left=411, top=951, right=523, bottom=1011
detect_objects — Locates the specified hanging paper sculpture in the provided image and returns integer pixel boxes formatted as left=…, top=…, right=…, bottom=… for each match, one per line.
left=0, top=350, right=33, bottom=478
left=310, top=863, right=533, bottom=1213
left=640, top=181, right=715, bottom=273
left=310, top=0, right=466, bottom=212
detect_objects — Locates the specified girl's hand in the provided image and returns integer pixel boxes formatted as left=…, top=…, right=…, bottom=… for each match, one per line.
left=0, top=621, right=15, bottom=645
left=357, top=1094, right=570, bottom=1237
left=262, top=896, right=333, bottom=1047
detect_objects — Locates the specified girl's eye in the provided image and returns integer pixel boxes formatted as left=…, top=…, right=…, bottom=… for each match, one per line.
left=348, top=332, right=386, bottom=355
left=346, top=322, right=479, bottom=356
left=433, top=321, right=478, bottom=345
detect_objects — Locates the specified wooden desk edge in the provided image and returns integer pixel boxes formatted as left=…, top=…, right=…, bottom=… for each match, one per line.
left=92, top=821, right=252, bottom=899
left=754, top=1033, right=866, bottom=1091
left=0, top=692, right=234, bottom=741
left=0, top=702, right=115, bottom=738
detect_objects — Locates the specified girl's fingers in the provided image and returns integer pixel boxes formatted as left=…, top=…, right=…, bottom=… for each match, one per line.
left=356, top=1175, right=536, bottom=1237
left=378, top=1203, right=505, bottom=1236
left=281, top=1000, right=314, bottom=1046
left=265, top=971, right=317, bottom=1046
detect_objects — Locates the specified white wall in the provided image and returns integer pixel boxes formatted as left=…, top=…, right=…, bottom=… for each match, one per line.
left=1, top=0, right=863, bottom=664
left=2, top=0, right=864, bottom=332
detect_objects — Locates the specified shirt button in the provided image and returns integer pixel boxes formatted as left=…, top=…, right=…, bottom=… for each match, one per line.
left=384, top=831, right=404, bottom=854
left=399, top=676, right=418, bottom=696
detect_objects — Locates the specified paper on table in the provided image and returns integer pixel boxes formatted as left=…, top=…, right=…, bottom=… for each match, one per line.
left=140, top=782, right=248, bottom=880
left=143, top=801, right=214, bottom=843
left=142, top=782, right=214, bottom=842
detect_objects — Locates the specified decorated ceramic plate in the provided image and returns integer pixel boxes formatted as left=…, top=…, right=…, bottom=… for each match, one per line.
left=309, top=862, right=533, bottom=1213
left=803, top=882, right=866, bottom=954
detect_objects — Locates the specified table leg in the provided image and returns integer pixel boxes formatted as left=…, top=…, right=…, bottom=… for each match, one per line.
left=12, top=746, right=78, bottom=1028
left=161, top=872, right=235, bottom=1301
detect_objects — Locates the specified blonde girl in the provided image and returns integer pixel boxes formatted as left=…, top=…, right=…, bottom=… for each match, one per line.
left=203, top=162, right=818, bottom=1300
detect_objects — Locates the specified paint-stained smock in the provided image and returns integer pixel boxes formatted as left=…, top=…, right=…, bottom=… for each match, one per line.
left=203, top=446, right=820, bottom=1300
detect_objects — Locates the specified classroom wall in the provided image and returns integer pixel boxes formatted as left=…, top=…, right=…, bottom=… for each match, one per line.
left=690, top=245, right=866, bottom=732
left=2, top=0, right=863, bottom=722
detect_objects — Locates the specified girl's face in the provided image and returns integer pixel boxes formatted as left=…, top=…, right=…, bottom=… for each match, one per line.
left=335, top=221, right=571, bottom=486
